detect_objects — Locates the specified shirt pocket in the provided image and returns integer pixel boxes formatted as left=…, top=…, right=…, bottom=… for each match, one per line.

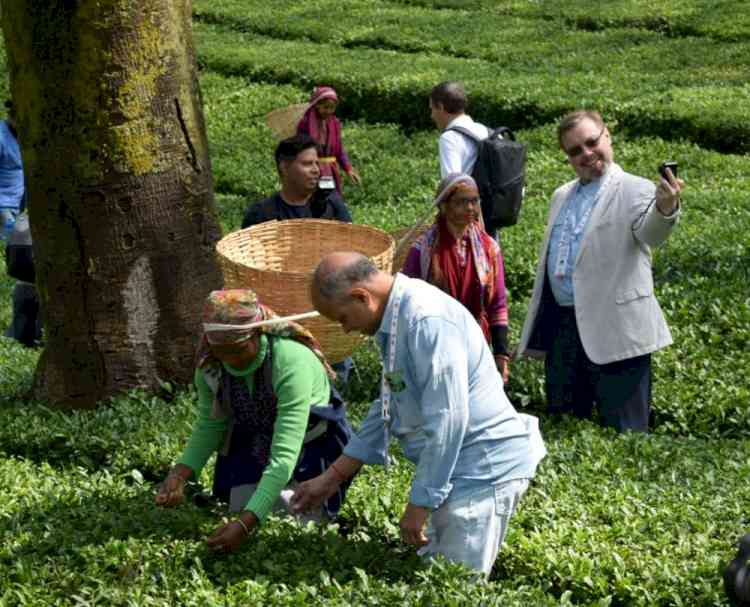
left=615, top=285, right=653, bottom=304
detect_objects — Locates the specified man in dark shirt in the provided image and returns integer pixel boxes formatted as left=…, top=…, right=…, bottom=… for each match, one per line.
left=241, top=135, right=352, bottom=229
left=241, top=134, right=354, bottom=384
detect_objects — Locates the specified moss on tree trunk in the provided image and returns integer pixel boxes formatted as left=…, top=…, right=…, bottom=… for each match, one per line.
left=1, top=0, right=223, bottom=408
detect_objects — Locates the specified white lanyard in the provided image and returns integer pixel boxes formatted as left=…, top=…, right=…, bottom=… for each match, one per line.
left=380, top=279, right=403, bottom=468
left=554, top=172, right=612, bottom=278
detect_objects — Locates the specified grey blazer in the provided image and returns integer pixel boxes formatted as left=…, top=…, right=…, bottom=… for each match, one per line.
left=517, top=164, right=679, bottom=365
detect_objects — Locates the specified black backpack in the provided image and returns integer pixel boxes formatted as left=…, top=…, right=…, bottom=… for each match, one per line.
left=445, top=125, right=527, bottom=230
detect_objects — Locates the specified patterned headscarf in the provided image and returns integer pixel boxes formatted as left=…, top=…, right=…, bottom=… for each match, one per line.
left=412, top=173, right=502, bottom=340
left=195, top=289, right=335, bottom=379
left=434, top=173, right=480, bottom=215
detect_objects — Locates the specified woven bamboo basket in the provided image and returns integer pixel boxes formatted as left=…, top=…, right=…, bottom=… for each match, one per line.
left=216, top=219, right=394, bottom=363
left=265, top=103, right=308, bottom=140
left=390, top=223, right=432, bottom=274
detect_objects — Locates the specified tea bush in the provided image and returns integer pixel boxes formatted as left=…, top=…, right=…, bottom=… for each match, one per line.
left=194, top=0, right=750, bottom=58
left=384, top=0, right=750, bottom=41
left=0, top=1, right=748, bottom=604
left=1, top=399, right=748, bottom=606
left=199, top=75, right=750, bottom=439
left=193, top=21, right=750, bottom=153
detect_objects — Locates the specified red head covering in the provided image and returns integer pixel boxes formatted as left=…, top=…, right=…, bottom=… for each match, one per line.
left=296, top=86, right=348, bottom=191
left=297, top=86, right=341, bottom=145
left=414, top=174, right=502, bottom=340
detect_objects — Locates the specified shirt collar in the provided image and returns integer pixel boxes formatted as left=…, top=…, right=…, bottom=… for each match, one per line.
left=376, top=273, right=405, bottom=337
left=445, top=113, right=471, bottom=130
left=577, top=161, right=615, bottom=191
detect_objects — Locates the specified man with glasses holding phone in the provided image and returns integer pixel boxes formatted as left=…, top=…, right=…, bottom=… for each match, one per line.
left=516, top=110, right=684, bottom=433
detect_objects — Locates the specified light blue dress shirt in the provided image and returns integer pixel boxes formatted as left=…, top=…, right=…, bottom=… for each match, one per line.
left=343, top=274, right=542, bottom=510
left=546, top=176, right=604, bottom=306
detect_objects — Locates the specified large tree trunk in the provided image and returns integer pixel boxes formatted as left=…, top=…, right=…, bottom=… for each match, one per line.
left=1, top=1, right=223, bottom=408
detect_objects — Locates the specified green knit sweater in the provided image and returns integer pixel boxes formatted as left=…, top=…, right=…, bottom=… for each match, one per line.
left=177, top=334, right=331, bottom=521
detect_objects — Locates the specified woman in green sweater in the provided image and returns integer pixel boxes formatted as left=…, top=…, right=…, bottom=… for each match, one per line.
left=155, top=289, right=352, bottom=553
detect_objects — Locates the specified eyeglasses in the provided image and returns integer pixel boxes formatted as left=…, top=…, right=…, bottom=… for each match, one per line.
left=564, top=127, right=605, bottom=158
left=449, top=196, right=481, bottom=208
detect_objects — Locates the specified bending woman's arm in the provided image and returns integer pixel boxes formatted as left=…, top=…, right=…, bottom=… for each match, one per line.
left=244, top=339, right=328, bottom=521
left=158, top=368, right=229, bottom=507
left=176, top=368, right=230, bottom=478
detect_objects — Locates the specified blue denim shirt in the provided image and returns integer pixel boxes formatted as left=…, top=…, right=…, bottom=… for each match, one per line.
left=343, top=274, right=543, bottom=510
left=546, top=177, right=604, bottom=306
left=0, top=121, right=23, bottom=211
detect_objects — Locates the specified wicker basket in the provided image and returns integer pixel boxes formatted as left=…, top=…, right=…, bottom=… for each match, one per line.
left=265, top=103, right=308, bottom=140
left=390, top=223, right=432, bottom=273
left=216, top=219, right=394, bottom=363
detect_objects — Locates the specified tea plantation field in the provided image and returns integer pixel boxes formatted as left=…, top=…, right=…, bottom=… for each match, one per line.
left=1, top=1, right=749, bottom=605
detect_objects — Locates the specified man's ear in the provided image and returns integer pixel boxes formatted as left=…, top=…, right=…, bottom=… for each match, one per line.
left=277, top=159, right=289, bottom=179
left=349, top=287, right=371, bottom=307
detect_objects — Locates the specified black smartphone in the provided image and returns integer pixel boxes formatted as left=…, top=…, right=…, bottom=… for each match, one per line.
left=659, top=161, right=678, bottom=180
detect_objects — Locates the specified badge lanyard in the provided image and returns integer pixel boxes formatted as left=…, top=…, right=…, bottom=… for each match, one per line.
left=380, top=279, right=403, bottom=469
left=554, top=172, right=613, bottom=279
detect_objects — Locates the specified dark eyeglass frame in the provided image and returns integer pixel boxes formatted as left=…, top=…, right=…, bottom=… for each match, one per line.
left=448, top=195, right=481, bottom=208
left=564, top=126, right=606, bottom=158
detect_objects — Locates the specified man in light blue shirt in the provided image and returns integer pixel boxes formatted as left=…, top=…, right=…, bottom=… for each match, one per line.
left=292, top=252, right=546, bottom=575
left=546, top=178, right=605, bottom=307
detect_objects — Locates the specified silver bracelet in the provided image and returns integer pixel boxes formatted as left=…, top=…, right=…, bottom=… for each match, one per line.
left=235, top=517, right=251, bottom=537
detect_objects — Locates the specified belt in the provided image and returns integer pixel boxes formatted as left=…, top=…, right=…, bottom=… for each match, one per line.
left=318, top=156, right=336, bottom=164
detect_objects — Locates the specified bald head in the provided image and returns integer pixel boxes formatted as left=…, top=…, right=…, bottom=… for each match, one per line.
left=311, top=252, right=393, bottom=336
left=313, top=252, right=379, bottom=302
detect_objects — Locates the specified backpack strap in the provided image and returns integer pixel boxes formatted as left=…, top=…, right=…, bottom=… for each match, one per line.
left=493, top=126, right=516, bottom=141
left=443, top=125, right=484, bottom=143
left=446, top=124, right=517, bottom=143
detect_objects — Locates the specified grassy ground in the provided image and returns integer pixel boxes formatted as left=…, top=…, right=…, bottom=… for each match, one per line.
left=1, top=1, right=749, bottom=605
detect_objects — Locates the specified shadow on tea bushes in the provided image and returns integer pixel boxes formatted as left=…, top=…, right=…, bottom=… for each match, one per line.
left=0, top=337, right=39, bottom=402
left=0, top=389, right=193, bottom=476
left=1, top=457, right=509, bottom=606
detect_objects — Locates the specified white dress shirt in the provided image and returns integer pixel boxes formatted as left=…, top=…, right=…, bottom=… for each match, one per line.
left=438, top=114, right=489, bottom=177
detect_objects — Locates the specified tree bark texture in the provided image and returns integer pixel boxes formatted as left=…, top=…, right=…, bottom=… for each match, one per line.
left=1, top=1, right=223, bottom=408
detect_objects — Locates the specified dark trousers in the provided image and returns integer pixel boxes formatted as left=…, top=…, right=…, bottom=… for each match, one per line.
left=544, top=305, right=651, bottom=433
left=4, top=281, right=41, bottom=347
